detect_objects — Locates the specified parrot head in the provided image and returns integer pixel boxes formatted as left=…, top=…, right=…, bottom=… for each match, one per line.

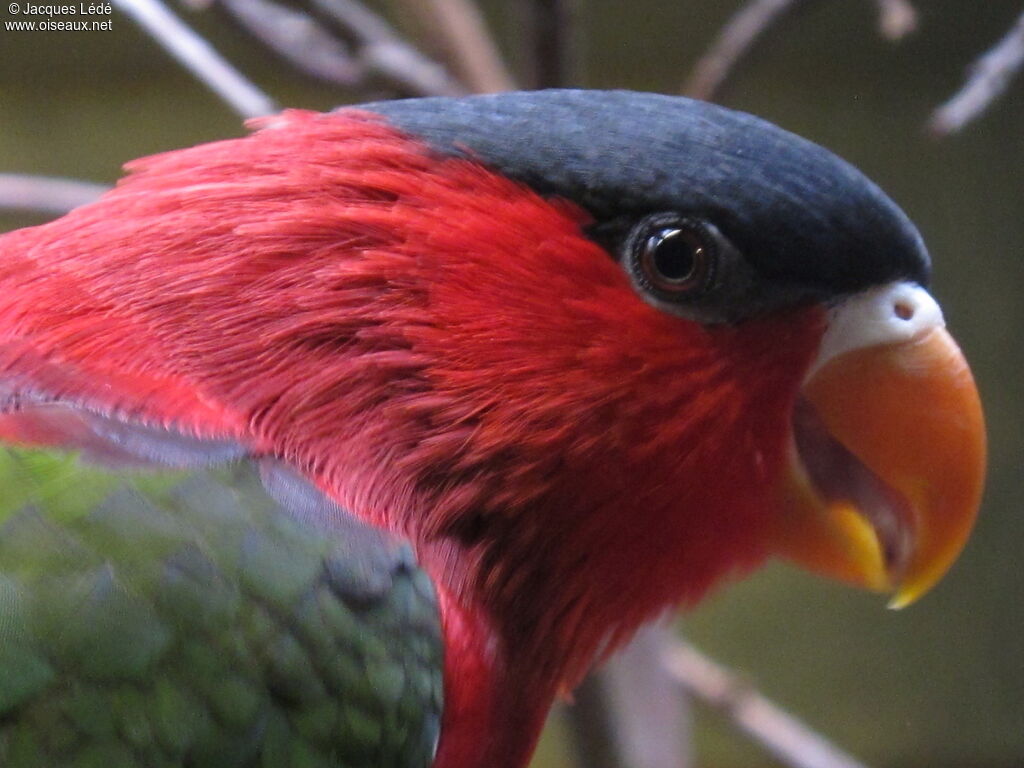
left=0, top=90, right=984, bottom=768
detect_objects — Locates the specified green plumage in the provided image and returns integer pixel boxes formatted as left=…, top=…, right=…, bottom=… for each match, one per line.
left=0, top=451, right=443, bottom=768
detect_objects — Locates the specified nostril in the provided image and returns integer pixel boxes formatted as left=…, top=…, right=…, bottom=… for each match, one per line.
left=894, top=301, right=914, bottom=321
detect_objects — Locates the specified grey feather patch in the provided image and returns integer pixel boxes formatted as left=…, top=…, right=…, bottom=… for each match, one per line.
left=0, top=399, right=247, bottom=468
left=258, top=459, right=416, bottom=607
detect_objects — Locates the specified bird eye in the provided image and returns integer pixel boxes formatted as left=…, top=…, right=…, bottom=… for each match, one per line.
left=626, top=215, right=719, bottom=301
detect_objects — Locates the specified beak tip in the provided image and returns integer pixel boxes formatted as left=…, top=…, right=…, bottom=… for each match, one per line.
left=782, top=323, right=984, bottom=608
left=886, top=592, right=914, bottom=611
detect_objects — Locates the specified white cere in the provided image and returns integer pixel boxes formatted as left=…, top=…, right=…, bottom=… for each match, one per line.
left=807, top=282, right=945, bottom=380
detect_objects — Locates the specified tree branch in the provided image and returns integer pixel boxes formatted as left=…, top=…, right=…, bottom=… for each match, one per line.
left=595, top=623, right=693, bottom=768
left=661, top=639, right=872, bottom=768
left=684, top=0, right=916, bottom=100
left=389, top=0, right=516, bottom=93
left=214, top=0, right=364, bottom=87
left=516, top=0, right=578, bottom=89
left=568, top=623, right=694, bottom=768
left=0, top=175, right=107, bottom=218
left=682, top=0, right=808, bottom=100
left=110, top=0, right=277, bottom=119
left=565, top=675, right=628, bottom=768
left=308, top=0, right=467, bottom=96
left=929, top=10, right=1024, bottom=136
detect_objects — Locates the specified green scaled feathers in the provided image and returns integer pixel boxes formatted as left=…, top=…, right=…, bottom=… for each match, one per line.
left=0, top=450, right=443, bottom=768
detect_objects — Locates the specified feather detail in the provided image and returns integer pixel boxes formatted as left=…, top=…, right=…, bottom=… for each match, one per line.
left=0, top=108, right=826, bottom=768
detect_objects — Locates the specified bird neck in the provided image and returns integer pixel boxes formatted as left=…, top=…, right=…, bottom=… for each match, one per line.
left=398, top=306, right=825, bottom=768
left=0, top=110, right=825, bottom=768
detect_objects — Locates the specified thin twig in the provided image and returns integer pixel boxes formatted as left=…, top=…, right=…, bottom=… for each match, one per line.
left=110, top=0, right=277, bottom=119
left=683, top=0, right=916, bottom=100
left=564, top=676, right=626, bottom=768
left=216, top=0, right=363, bottom=87
left=661, top=640, right=872, bottom=768
left=874, top=0, right=917, bottom=41
left=517, top=0, right=577, bottom=88
left=567, top=623, right=693, bottom=768
left=0, top=175, right=108, bottom=217
left=310, top=0, right=466, bottom=96
left=390, top=0, right=516, bottom=93
left=575, top=623, right=693, bottom=768
left=929, top=10, right=1024, bottom=136
left=683, top=0, right=808, bottom=100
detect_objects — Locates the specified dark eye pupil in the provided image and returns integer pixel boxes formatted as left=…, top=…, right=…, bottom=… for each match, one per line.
left=626, top=215, right=718, bottom=301
left=649, top=229, right=699, bottom=281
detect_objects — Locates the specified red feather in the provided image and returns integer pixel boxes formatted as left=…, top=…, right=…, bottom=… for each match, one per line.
left=0, top=109, right=826, bottom=767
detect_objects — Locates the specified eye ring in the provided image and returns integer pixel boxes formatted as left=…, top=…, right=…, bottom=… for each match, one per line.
left=626, top=215, right=719, bottom=300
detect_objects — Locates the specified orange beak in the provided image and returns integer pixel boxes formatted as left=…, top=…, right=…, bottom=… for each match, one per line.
left=773, top=285, right=986, bottom=607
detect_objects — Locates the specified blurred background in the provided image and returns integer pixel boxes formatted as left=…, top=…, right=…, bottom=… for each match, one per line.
left=1, top=1, right=1021, bottom=766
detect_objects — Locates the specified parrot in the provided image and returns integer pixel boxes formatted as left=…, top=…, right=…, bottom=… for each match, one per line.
left=0, top=89, right=985, bottom=768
